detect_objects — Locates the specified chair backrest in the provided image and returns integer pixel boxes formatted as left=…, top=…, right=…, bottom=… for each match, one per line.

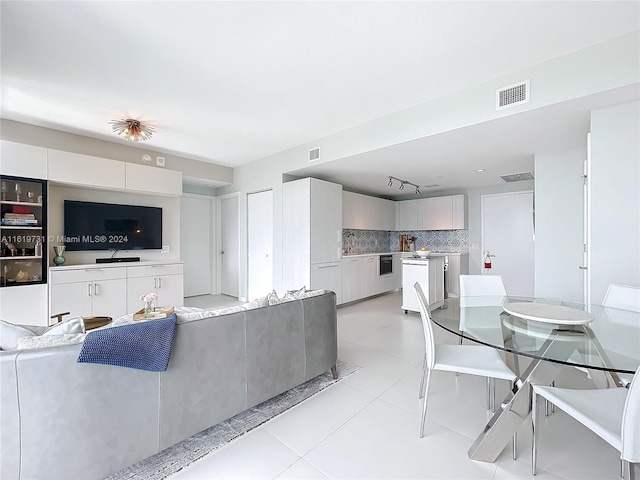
left=621, top=365, right=640, bottom=463
left=602, top=284, right=640, bottom=313
left=414, top=282, right=436, bottom=370
left=459, top=275, right=507, bottom=297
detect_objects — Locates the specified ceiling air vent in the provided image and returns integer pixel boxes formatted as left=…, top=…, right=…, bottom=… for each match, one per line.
left=496, top=80, right=530, bottom=110
left=500, top=172, right=534, bottom=183
left=308, top=147, right=320, bottom=162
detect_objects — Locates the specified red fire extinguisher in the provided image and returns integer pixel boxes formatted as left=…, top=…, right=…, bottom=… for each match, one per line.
left=484, top=252, right=493, bottom=269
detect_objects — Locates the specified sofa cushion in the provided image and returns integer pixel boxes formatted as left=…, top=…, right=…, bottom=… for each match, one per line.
left=0, top=319, right=36, bottom=350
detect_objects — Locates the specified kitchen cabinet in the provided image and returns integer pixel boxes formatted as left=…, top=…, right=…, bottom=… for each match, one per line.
left=396, top=199, right=418, bottom=231
left=126, top=263, right=184, bottom=312
left=341, top=256, right=365, bottom=303
left=310, top=262, right=342, bottom=304
left=283, top=178, right=342, bottom=292
left=343, top=191, right=395, bottom=231
left=0, top=284, right=48, bottom=326
left=363, top=255, right=378, bottom=297
left=402, top=257, right=445, bottom=313
left=49, top=267, right=128, bottom=324
left=0, top=141, right=47, bottom=179
left=417, top=194, right=467, bottom=231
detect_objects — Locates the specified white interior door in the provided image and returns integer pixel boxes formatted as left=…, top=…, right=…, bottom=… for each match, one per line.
left=482, top=191, right=535, bottom=297
left=181, top=196, right=213, bottom=297
left=220, top=196, right=239, bottom=297
left=247, top=190, right=273, bottom=300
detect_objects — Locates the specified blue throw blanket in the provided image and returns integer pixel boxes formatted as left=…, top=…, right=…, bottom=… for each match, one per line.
left=78, top=313, right=177, bottom=372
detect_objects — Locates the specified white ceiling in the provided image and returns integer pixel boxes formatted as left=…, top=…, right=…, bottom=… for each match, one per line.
left=1, top=1, right=639, bottom=194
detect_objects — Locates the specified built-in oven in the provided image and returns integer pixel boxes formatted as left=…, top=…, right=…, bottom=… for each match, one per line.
left=379, top=254, right=393, bottom=275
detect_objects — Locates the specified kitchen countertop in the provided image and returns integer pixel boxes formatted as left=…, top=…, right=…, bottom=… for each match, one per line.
left=342, top=251, right=467, bottom=258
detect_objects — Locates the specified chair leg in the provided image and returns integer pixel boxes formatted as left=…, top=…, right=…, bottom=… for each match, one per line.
left=512, top=433, right=517, bottom=460
left=621, top=458, right=624, bottom=479
left=419, top=355, right=427, bottom=399
left=489, top=377, right=496, bottom=413
left=545, top=380, right=555, bottom=416
left=420, top=370, right=431, bottom=438
left=532, top=391, right=539, bottom=476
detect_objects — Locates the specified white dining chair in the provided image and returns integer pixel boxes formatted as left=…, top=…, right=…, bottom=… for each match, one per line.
left=603, top=284, right=640, bottom=313
left=415, top=282, right=517, bottom=453
left=459, top=274, right=507, bottom=297
left=458, top=275, right=508, bottom=346
left=531, top=365, right=640, bottom=477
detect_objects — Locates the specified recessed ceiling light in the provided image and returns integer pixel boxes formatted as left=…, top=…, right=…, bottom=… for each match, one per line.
left=476, top=169, right=485, bottom=172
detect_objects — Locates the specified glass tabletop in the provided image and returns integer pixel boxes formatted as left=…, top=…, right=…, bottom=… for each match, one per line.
left=430, top=296, right=640, bottom=374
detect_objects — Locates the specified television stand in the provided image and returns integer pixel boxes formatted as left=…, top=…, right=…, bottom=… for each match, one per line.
left=96, top=257, right=140, bottom=264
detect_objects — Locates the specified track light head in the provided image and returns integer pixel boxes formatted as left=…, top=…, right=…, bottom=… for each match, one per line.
left=399, top=182, right=405, bottom=190
left=415, top=187, right=420, bottom=195
left=388, top=177, right=393, bottom=187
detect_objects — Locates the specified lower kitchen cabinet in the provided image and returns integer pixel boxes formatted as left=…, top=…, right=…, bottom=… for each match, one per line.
left=125, top=264, right=184, bottom=312
left=310, top=261, right=342, bottom=304
left=340, top=253, right=402, bottom=305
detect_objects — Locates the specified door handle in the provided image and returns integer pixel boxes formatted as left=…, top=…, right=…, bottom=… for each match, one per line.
left=578, top=266, right=588, bottom=270
left=221, top=251, right=225, bottom=254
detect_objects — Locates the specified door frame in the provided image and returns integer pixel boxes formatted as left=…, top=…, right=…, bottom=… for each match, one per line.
left=216, top=192, right=240, bottom=297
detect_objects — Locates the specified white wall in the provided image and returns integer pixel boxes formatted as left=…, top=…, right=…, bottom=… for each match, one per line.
left=590, top=100, right=640, bottom=304
left=534, top=148, right=586, bottom=302
left=48, top=185, right=181, bottom=265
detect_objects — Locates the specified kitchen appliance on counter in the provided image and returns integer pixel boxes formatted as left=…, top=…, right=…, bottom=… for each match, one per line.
left=399, top=235, right=416, bottom=252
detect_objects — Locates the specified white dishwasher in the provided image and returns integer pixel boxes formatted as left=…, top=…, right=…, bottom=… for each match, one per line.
left=401, top=257, right=445, bottom=313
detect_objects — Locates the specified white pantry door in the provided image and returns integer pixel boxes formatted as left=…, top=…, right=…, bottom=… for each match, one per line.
left=247, top=190, right=273, bottom=300
left=220, top=196, right=239, bottom=297
left=482, top=191, right=535, bottom=297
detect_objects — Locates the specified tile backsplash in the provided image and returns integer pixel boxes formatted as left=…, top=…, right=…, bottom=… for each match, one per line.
left=343, top=229, right=469, bottom=254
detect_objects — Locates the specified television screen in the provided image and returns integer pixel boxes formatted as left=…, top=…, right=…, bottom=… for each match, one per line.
left=64, top=200, right=162, bottom=251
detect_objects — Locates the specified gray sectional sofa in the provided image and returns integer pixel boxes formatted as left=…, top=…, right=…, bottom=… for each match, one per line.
left=0, top=291, right=338, bottom=480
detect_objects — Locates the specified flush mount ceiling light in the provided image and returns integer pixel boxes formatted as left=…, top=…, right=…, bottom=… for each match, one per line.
left=109, top=118, right=155, bottom=142
left=388, top=176, right=420, bottom=195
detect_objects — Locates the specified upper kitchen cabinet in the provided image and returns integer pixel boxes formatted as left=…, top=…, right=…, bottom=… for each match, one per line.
left=343, top=191, right=395, bottom=231
left=0, top=141, right=47, bottom=179
left=282, top=178, right=342, bottom=290
left=125, top=163, right=182, bottom=196
left=417, top=194, right=467, bottom=231
left=396, top=199, right=418, bottom=231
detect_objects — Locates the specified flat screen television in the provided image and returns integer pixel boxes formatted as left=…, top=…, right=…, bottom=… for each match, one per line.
left=64, top=200, right=162, bottom=251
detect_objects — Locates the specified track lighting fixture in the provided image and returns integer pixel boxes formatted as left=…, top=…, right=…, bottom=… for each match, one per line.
left=387, top=176, right=421, bottom=195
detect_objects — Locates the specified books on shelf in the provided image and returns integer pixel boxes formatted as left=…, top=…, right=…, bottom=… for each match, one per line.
left=1, top=213, right=38, bottom=226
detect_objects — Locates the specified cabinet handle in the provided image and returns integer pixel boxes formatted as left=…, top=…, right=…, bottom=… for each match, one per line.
left=317, top=264, right=338, bottom=269
left=88, top=283, right=92, bottom=296
left=94, top=283, right=99, bottom=296
left=157, top=277, right=162, bottom=289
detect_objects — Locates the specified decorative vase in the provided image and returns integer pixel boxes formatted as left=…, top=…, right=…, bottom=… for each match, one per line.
left=53, top=245, right=66, bottom=266
left=144, top=301, right=153, bottom=314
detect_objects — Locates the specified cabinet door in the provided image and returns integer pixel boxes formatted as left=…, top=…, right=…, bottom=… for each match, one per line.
left=363, top=256, right=378, bottom=297
left=91, top=279, right=127, bottom=319
left=417, top=196, right=453, bottom=230
left=157, top=274, right=184, bottom=307
left=428, top=259, right=445, bottom=307
left=310, top=180, right=342, bottom=264
left=125, top=163, right=182, bottom=196
left=0, top=284, right=48, bottom=326
left=310, top=262, right=341, bottom=304
left=374, top=197, right=396, bottom=231
left=342, top=191, right=361, bottom=229
left=396, top=200, right=418, bottom=231
left=50, top=282, right=92, bottom=320
left=0, top=141, right=47, bottom=179
left=451, top=194, right=467, bottom=229
left=341, top=257, right=364, bottom=303
left=48, top=149, right=126, bottom=189
left=448, top=256, right=460, bottom=297
left=126, top=276, right=156, bottom=313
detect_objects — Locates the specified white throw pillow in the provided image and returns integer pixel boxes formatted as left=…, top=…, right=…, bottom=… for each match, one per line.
left=43, top=317, right=85, bottom=335
left=0, top=319, right=36, bottom=350
left=267, top=290, right=280, bottom=305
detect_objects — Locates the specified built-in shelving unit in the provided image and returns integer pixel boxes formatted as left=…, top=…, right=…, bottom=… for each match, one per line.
left=0, top=175, right=48, bottom=287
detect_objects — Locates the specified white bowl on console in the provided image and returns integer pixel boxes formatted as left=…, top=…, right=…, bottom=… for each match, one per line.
left=416, top=250, right=431, bottom=258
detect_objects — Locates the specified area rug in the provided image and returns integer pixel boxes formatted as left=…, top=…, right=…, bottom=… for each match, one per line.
left=106, top=360, right=360, bottom=480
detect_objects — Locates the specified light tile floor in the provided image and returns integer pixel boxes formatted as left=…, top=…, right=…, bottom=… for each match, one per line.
left=171, top=292, right=623, bottom=480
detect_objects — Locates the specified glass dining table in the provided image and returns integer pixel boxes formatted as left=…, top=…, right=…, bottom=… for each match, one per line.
left=430, top=295, right=640, bottom=463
